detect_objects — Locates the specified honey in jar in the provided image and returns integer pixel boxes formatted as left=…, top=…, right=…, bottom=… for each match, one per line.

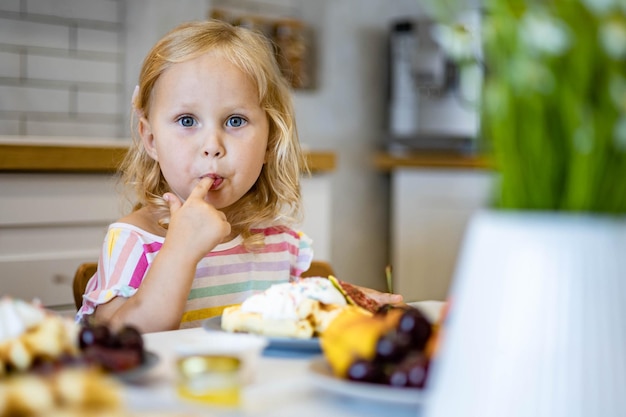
left=176, top=355, right=241, bottom=407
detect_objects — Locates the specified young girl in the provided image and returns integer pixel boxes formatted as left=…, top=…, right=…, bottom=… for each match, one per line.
left=76, top=20, right=401, bottom=333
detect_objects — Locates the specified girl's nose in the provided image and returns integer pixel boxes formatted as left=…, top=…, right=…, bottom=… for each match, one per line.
left=203, top=134, right=225, bottom=158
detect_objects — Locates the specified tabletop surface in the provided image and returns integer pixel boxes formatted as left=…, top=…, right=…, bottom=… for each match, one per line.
left=123, top=327, right=425, bottom=417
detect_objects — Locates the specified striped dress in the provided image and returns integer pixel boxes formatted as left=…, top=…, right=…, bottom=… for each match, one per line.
left=76, top=223, right=313, bottom=328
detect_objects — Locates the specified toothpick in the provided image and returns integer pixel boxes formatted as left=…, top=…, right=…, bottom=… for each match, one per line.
left=385, top=264, right=393, bottom=294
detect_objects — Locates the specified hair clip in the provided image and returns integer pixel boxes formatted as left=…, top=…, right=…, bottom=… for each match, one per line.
left=131, top=85, right=144, bottom=119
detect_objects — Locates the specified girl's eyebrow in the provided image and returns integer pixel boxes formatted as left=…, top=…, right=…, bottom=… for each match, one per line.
left=173, top=101, right=199, bottom=109
left=225, top=103, right=261, bottom=114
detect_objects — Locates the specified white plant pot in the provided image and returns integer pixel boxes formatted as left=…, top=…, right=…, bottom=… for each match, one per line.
left=424, top=210, right=626, bottom=417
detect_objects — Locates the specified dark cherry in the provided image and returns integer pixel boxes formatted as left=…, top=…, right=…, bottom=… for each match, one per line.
left=91, top=324, right=113, bottom=347
left=347, top=359, right=384, bottom=383
left=79, top=324, right=112, bottom=349
left=78, top=326, right=96, bottom=349
left=387, top=367, right=410, bottom=387
left=83, top=345, right=143, bottom=372
left=117, top=326, right=144, bottom=353
left=407, top=361, right=429, bottom=388
left=397, top=308, right=432, bottom=350
left=374, top=330, right=411, bottom=362
left=403, top=353, right=430, bottom=388
left=381, top=352, right=430, bottom=388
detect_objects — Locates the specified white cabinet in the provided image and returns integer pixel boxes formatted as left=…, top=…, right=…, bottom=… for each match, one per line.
left=0, top=173, right=121, bottom=312
left=300, top=174, right=332, bottom=262
left=391, top=168, right=494, bottom=301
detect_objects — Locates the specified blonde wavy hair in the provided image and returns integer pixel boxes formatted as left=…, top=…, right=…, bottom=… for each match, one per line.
left=120, top=20, right=308, bottom=249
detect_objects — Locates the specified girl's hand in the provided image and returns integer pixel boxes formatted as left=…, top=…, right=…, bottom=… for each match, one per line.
left=163, top=177, right=231, bottom=261
left=97, top=178, right=230, bottom=332
left=357, top=284, right=404, bottom=306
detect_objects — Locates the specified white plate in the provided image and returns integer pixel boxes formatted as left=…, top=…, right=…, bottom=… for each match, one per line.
left=202, top=316, right=321, bottom=352
left=308, top=357, right=426, bottom=406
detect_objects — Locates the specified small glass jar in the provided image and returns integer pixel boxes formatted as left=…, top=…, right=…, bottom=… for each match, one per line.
left=176, top=355, right=241, bottom=407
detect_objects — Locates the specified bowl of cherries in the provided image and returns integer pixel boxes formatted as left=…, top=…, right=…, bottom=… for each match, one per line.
left=78, top=320, right=157, bottom=381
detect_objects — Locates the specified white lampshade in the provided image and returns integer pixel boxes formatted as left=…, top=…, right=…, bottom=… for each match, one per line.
left=423, top=210, right=626, bottom=417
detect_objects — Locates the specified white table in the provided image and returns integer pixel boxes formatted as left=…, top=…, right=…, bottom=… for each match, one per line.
left=122, top=327, right=424, bottom=417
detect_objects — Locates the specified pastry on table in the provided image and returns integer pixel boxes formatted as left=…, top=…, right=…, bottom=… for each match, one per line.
left=0, top=298, right=170, bottom=416
left=0, top=297, right=79, bottom=375
left=221, top=276, right=379, bottom=339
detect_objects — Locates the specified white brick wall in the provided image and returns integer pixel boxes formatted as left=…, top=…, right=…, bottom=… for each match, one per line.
left=0, top=0, right=124, bottom=137
left=78, top=27, right=120, bottom=53
left=0, top=1, right=19, bottom=13
left=27, top=55, right=119, bottom=83
left=26, top=0, right=120, bottom=23
left=0, top=18, right=69, bottom=49
left=0, top=85, right=70, bottom=112
left=0, top=51, right=20, bottom=77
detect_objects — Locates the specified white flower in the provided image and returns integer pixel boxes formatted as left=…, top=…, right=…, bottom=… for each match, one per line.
left=431, top=22, right=480, bottom=62
left=483, top=80, right=509, bottom=117
left=459, top=62, right=483, bottom=105
left=581, top=0, right=616, bottom=16
left=614, top=117, right=626, bottom=151
left=599, top=17, right=626, bottom=59
left=520, top=11, right=571, bottom=56
left=508, top=57, right=554, bottom=94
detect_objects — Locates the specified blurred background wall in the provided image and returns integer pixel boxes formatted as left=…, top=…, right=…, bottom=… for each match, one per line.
left=0, top=0, right=441, bottom=294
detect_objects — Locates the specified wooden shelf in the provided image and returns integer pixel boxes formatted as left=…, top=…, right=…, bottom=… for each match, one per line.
left=0, top=143, right=127, bottom=173
left=305, top=150, right=336, bottom=173
left=374, top=151, right=491, bottom=171
left=0, top=141, right=336, bottom=174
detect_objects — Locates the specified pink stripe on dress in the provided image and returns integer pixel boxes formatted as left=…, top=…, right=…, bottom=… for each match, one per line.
left=206, top=239, right=299, bottom=257
left=252, top=226, right=300, bottom=239
left=127, top=241, right=162, bottom=288
left=128, top=242, right=163, bottom=288
left=144, top=241, right=162, bottom=254
left=129, top=253, right=148, bottom=289
left=108, top=231, right=139, bottom=288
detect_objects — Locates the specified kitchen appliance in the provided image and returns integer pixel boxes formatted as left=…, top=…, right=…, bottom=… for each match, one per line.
left=386, top=15, right=481, bottom=153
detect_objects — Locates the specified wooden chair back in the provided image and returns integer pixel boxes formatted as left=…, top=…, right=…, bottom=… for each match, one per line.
left=301, top=260, right=335, bottom=278
left=73, top=262, right=97, bottom=310
left=72, top=259, right=335, bottom=310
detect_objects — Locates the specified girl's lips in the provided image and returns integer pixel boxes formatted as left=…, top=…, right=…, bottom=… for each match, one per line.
left=210, top=177, right=223, bottom=190
left=202, top=175, right=223, bottom=190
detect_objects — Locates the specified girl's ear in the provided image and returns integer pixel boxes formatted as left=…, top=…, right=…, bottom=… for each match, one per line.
left=138, top=117, right=158, bottom=161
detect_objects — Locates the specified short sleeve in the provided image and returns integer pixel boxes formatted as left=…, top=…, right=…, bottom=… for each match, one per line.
left=75, top=225, right=161, bottom=321
left=292, top=231, right=314, bottom=280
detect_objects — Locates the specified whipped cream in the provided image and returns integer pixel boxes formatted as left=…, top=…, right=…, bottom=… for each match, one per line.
left=0, top=297, right=46, bottom=343
left=241, top=278, right=347, bottom=320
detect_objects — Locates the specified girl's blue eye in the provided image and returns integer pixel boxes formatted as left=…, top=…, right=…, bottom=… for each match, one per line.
left=227, top=116, right=246, bottom=128
left=178, top=116, right=195, bottom=127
